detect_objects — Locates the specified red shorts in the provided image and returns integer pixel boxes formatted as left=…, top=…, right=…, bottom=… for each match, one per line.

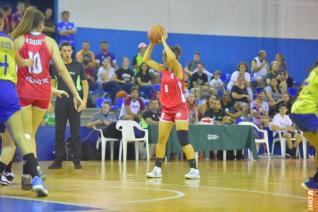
left=160, top=103, right=189, bottom=122
left=19, top=97, right=50, bottom=110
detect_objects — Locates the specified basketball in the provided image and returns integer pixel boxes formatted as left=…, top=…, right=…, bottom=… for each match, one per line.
left=148, top=25, right=167, bottom=44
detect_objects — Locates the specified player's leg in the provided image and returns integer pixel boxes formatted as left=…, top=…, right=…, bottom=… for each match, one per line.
left=0, top=130, right=16, bottom=185
left=302, top=131, right=318, bottom=189
left=146, top=119, right=173, bottom=178
left=20, top=105, right=46, bottom=188
left=175, top=119, right=200, bottom=179
left=5, top=111, right=48, bottom=196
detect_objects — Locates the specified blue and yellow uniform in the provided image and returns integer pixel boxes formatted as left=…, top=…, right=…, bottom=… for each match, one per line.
left=0, top=31, right=21, bottom=123
left=290, top=67, right=318, bottom=132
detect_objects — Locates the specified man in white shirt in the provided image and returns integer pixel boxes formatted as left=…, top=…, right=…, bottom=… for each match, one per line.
left=271, top=104, right=303, bottom=158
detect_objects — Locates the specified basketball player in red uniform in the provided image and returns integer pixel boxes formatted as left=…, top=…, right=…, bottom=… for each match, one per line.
left=9, top=7, right=84, bottom=189
left=144, top=31, right=200, bottom=179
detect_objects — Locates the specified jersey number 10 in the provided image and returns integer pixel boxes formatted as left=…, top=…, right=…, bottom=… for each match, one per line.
left=0, top=54, right=9, bottom=76
left=28, top=52, right=43, bottom=74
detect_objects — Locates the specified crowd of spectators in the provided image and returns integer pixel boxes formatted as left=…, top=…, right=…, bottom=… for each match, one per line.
left=2, top=2, right=304, bottom=160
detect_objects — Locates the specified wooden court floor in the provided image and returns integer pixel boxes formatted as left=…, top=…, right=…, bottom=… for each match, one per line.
left=0, top=159, right=313, bottom=211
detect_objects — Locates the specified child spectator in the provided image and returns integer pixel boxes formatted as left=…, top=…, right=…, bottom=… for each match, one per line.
left=209, top=70, right=224, bottom=97
left=271, top=104, right=303, bottom=158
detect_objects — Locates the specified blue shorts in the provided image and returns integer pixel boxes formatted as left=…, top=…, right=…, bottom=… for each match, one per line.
left=0, top=80, right=21, bottom=123
left=290, top=113, right=318, bottom=133
left=0, top=122, right=5, bottom=133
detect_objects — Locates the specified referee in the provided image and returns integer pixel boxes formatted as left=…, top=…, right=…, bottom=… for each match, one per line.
left=49, top=42, right=88, bottom=169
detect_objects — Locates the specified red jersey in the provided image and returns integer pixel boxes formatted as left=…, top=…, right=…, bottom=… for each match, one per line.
left=160, top=69, right=186, bottom=109
left=17, top=33, right=51, bottom=100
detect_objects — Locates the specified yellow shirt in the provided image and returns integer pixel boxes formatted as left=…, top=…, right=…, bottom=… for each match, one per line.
left=291, top=67, right=318, bottom=116
left=0, top=32, right=16, bottom=84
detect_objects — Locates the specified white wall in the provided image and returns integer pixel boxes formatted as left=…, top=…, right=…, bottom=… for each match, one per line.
left=58, top=0, right=318, bottom=39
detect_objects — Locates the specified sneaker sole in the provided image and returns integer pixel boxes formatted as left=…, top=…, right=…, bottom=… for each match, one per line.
left=32, top=185, right=48, bottom=197
left=0, top=182, right=11, bottom=186
left=146, top=174, right=163, bottom=178
left=185, top=176, right=201, bottom=180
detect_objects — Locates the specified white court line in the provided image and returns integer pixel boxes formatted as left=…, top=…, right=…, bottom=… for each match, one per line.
left=115, top=187, right=185, bottom=203
left=138, top=182, right=306, bottom=200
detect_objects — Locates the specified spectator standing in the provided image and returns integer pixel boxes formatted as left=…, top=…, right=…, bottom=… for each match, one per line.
left=43, top=8, right=55, bottom=38
left=95, top=41, right=116, bottom=68
left=114, top=57, right=135, bottom=93
left=57, top=11, right=76, bottom=48
left=49, top=43, right=89, bottom=169
left=11, top=1, right=25, bottom=31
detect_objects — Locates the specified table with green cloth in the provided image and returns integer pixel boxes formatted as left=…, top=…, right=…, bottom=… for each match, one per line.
left=148, top=124, right=258, bottom=159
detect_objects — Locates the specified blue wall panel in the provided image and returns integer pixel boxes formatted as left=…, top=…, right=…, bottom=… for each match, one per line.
left=74, top=27, right=318, bottom=82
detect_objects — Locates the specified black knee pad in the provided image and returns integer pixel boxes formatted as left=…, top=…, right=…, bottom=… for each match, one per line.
left=177, top=130, right=189, bottom=147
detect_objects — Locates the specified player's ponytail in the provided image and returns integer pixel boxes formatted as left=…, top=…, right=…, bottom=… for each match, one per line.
left=10, top=6, right=44, bottom=39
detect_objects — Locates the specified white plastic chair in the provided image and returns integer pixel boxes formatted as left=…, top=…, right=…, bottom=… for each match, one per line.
left=116, top=120, right=150, bottom=162
left=238, top=121, right=270, bottom=159
left=94, top=127, right=119, bottom=161
left=270, top=130, right=287, bottom=158
left=271, top=128, right=307, bottom=158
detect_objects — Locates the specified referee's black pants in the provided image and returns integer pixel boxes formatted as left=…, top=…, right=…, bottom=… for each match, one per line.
left=54, top=97, right=81, bottom=164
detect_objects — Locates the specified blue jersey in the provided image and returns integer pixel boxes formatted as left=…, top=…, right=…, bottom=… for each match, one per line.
left=57, top=21, right=76, bottom=45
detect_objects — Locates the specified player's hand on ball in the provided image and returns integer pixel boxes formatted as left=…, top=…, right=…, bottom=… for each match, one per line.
left=159, top=31, right=167, bottom=43
left=56, top=89, right=69, bottom=98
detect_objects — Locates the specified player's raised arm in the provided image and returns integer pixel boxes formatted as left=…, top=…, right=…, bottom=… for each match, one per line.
left=160, top=32, right=183, bottom=80
left=143, top=42, right=165, bottom=72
